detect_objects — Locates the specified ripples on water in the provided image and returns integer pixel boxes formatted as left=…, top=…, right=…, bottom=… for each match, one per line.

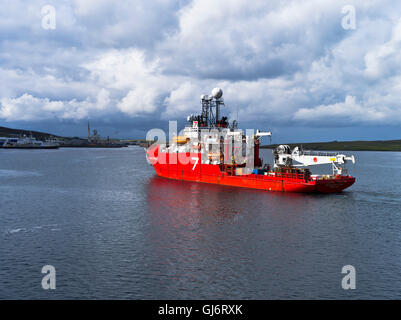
left=0, top=148, right=401, bottom=299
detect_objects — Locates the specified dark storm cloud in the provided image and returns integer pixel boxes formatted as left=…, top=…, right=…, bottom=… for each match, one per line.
left=1, top=0, right=401, bottom=140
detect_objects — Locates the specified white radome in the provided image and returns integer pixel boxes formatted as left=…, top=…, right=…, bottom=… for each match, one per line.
left=211, top=87, right=223, bottom=99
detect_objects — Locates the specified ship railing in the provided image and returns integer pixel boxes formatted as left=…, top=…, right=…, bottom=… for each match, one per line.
left=302, top=150, right=338, bottom=157
left=186, top=127, right=200, bottom=132
left=273, top=172, right=305, bottom=180
left=186, top=126, right=231, bottom=132
left=251, top=172, right=307, bottom=180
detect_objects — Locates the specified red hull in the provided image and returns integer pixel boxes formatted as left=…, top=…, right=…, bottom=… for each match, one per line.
left=147, top=147, right=355, bottom=193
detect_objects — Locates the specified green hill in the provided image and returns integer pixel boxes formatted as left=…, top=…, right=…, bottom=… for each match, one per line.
left=261, top=139, right=401, bottom=151
left=0, top=125, right=61, bottom=140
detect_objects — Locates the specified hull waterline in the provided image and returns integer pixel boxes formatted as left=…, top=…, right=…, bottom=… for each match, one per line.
left=147, top=147, right=355, bottom=194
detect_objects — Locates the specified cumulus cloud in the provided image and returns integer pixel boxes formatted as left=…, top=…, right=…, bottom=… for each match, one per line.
left=0, top=89, right=112, bottom=121
left=159, top=0, right=344, bottom=80
left=117, top=87, right=159, bottom=115
left=364, top=18, right=401, bottom=79
left=162, top=82, right=203, bottom=118
left=294, top=95, right=390, bottom=125
left=1, top=0, right=401, bottom=139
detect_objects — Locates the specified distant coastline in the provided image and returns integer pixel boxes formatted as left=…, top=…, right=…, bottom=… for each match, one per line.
left=0, top=125, right=150, bottom=148
left=0, top=125, right=60, bottom=140
left=3, top=125, right=401, bottom=151
left=261, top=139, right=401, bottom=152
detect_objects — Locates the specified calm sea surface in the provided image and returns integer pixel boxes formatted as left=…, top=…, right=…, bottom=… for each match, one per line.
left=1, top=147, right=401, bottom=299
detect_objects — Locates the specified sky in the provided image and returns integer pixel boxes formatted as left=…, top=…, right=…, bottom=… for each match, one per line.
left=1, top=0, right=401, bottom=143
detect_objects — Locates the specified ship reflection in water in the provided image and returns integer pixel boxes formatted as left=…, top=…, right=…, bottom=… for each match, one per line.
left=143, top=175, right=364, bottom=299
left=146, top=175, right=319, bottom=226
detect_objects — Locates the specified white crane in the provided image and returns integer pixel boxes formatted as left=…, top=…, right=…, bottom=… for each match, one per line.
left=273, top=145, right=355, bottom=175
left=255, top=129, right=272, bottom=144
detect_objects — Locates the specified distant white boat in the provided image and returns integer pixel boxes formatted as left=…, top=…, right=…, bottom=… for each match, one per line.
left=0, top=136, right=59, bottom=149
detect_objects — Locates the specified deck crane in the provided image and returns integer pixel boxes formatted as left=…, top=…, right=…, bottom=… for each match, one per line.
left=273, top=145, right=355, bottom=175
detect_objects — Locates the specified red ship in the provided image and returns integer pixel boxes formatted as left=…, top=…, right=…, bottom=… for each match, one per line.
left=146, top=88, right=355, bottom=193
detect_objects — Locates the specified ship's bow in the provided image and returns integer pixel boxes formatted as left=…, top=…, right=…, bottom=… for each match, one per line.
left=314, top=175, right=355, bottom=193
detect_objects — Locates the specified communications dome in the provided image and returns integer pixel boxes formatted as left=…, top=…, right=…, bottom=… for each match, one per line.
left=211, top=88, right=223, bottom=99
